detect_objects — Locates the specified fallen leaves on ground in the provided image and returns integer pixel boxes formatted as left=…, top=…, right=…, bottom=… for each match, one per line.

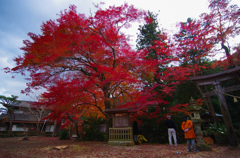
left=0, top=137, right=239, bottom=158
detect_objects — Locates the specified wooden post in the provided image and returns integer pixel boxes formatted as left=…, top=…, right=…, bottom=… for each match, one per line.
left=214, top=81, right=238, bottom=146
left=196, top=84, right=211, bottom=112
left=204, top=86, right=218, bottom=125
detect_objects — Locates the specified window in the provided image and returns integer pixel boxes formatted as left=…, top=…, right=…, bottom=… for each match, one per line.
left=14, top=110, right=23, bottom=114
left=45, top=125, right=54, bottom=132
left=0, top=127, right=6, bottom=131
left=12, top=125, right=28, bottom=131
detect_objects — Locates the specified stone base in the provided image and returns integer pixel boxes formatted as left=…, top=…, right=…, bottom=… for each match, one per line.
left=196, top=144, right=212, bottom=151
left=108, top=140, right=135, bottom=146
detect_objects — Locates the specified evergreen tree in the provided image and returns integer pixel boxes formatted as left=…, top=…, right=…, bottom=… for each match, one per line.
left=136, top=11, right=170, bottom=86
left=136, top=11, right=161, bottom=60
left=0, top=95, right=21, bottom=135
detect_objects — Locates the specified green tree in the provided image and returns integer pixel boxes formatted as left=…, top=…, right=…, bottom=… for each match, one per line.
left=136, top=11, right=172, bottom=87
left=136, top=11, right=161, bottom=56
left=0, top=95, right=21, bottom=135
left=83, top=115, right=105, bottom=141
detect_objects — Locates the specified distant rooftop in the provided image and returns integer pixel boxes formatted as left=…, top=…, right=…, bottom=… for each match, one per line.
left=10, top=101, right=35, bottom=108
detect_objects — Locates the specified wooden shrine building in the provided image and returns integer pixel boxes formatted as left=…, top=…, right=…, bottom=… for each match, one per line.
left=189, top=66, right=240, bottom=146
left=105, top=108, right=135, bottom=146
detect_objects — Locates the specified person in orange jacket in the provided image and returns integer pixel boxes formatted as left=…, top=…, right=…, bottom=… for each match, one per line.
left=181, top=116, right=199, bottom=152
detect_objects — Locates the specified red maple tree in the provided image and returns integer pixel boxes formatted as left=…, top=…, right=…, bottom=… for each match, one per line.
left=5, top=3, right=208, bottom=128
left=6, top=4, right=147, bottom=127
left=201, top=0, right=240, bottom=68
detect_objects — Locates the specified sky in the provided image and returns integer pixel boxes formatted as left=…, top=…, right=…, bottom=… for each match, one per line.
left=0, top=0, right=240, bottom=103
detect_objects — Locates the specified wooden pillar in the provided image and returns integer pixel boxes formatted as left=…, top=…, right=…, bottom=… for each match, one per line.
left=214, top=81, right=238, bottom=146
left=196, top=85, right=211, bottom=113
left=204, top=86, right=218, bottom=125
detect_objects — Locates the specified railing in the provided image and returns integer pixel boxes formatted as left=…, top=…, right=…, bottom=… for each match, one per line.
left=109, top=127, right=133, bottom=141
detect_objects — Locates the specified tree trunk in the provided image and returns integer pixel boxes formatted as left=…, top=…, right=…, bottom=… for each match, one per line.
left=104, top=99, right=111, bottom=135
left=79, top=123, right=85, bottom=141
left=8, top=111, right=13, bottom=136
left=52, top=120, right=57, bottom=137
left=36, top=121, right=40, bottom=135
left=222, top=43, right=234, bottom=67
left=74, top=121, right=80, bottom=138
left=67, top=113, right=80, bottom=139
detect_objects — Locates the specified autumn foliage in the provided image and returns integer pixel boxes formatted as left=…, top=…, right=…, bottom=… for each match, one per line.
left=5, top=1, right=240, bottom=130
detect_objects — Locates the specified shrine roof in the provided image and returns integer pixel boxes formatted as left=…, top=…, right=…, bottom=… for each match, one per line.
left=104, top=108, right=136, bottom=114
left=201, top=112, right=223, bottom=118
left=189, top=66, right=240, bottom=81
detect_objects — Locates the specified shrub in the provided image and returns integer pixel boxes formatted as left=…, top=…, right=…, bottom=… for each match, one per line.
left=204, top=123, right=227, bottom=135
left=138, top=112, right=186, bottom=144
left=59, top=129, right=70, bottom=140
left=83, top=115, right=105, bottom=141
left=203, top=123, right=228, bottom=145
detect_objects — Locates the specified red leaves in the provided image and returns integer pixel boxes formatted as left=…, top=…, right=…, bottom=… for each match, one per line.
left=201, top=0, right=240, bottom=67
left=3, top=67, right=11, bottom=73
left=144, top=15, right=153, bottom=24
left=167, top=103, right=190, bottom=115
left=195, top=98, right=204, bottom=106
left=9, top=1, right=236, bottom=125
left=7, top=3, right=148, bottom=125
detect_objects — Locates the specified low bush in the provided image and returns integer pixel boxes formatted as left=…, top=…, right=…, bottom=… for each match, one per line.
left=138, top=112, right=186, bottom=144
left=59, top=129, right=70, bottom=140
left=83, top=115, right=105, bottom=141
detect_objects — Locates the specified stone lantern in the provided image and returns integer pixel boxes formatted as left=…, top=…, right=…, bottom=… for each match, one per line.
left=187, top=97, right=212, bottom=151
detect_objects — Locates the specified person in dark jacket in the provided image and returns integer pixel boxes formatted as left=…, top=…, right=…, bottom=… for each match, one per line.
left=132, top=121, right=139, bottom=145
left=165, top=115, right=177, bottom=147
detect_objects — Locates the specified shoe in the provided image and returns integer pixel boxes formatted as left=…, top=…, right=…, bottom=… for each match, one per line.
left=169, top=145, right=173, bottom=147
left=194, top=150, right=199, bottom=153
left=175, top=144, right=178, bottom=147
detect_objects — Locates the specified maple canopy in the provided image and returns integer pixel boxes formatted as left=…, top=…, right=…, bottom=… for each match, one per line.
left=8, top=1, right=240, bottom=125
left=6, top=3, right=193, bottom=124
left=201, top=0, right=240, bottom=68
left=8, top=4, right=146, bottom=120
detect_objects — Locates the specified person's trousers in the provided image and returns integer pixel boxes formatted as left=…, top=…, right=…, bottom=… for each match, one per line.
left=134, top=135, right=138, bottom=142
left=168, top=128, right=177, bottom=145
left=187, top=138, right=197, bottom=151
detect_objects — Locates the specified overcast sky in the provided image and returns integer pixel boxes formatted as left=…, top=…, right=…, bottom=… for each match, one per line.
left=1, top=0, right=240, bottom=102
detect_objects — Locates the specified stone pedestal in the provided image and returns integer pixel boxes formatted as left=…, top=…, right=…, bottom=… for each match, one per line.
left=192, top=119, right=212, bottom=151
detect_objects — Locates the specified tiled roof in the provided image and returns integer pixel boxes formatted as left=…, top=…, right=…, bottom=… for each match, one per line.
left=0, top=112, right=49, bottom=122
left=0, top=101, right=53, bottom=123
left=10, top=101, right=34, bottom=108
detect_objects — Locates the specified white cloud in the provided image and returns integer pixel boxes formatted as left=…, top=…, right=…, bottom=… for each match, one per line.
left=0, top=31, right=23, bottom=48
left=0, top=57, right=13, bottom=68
left=0, top=88, right=6, bottom=95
